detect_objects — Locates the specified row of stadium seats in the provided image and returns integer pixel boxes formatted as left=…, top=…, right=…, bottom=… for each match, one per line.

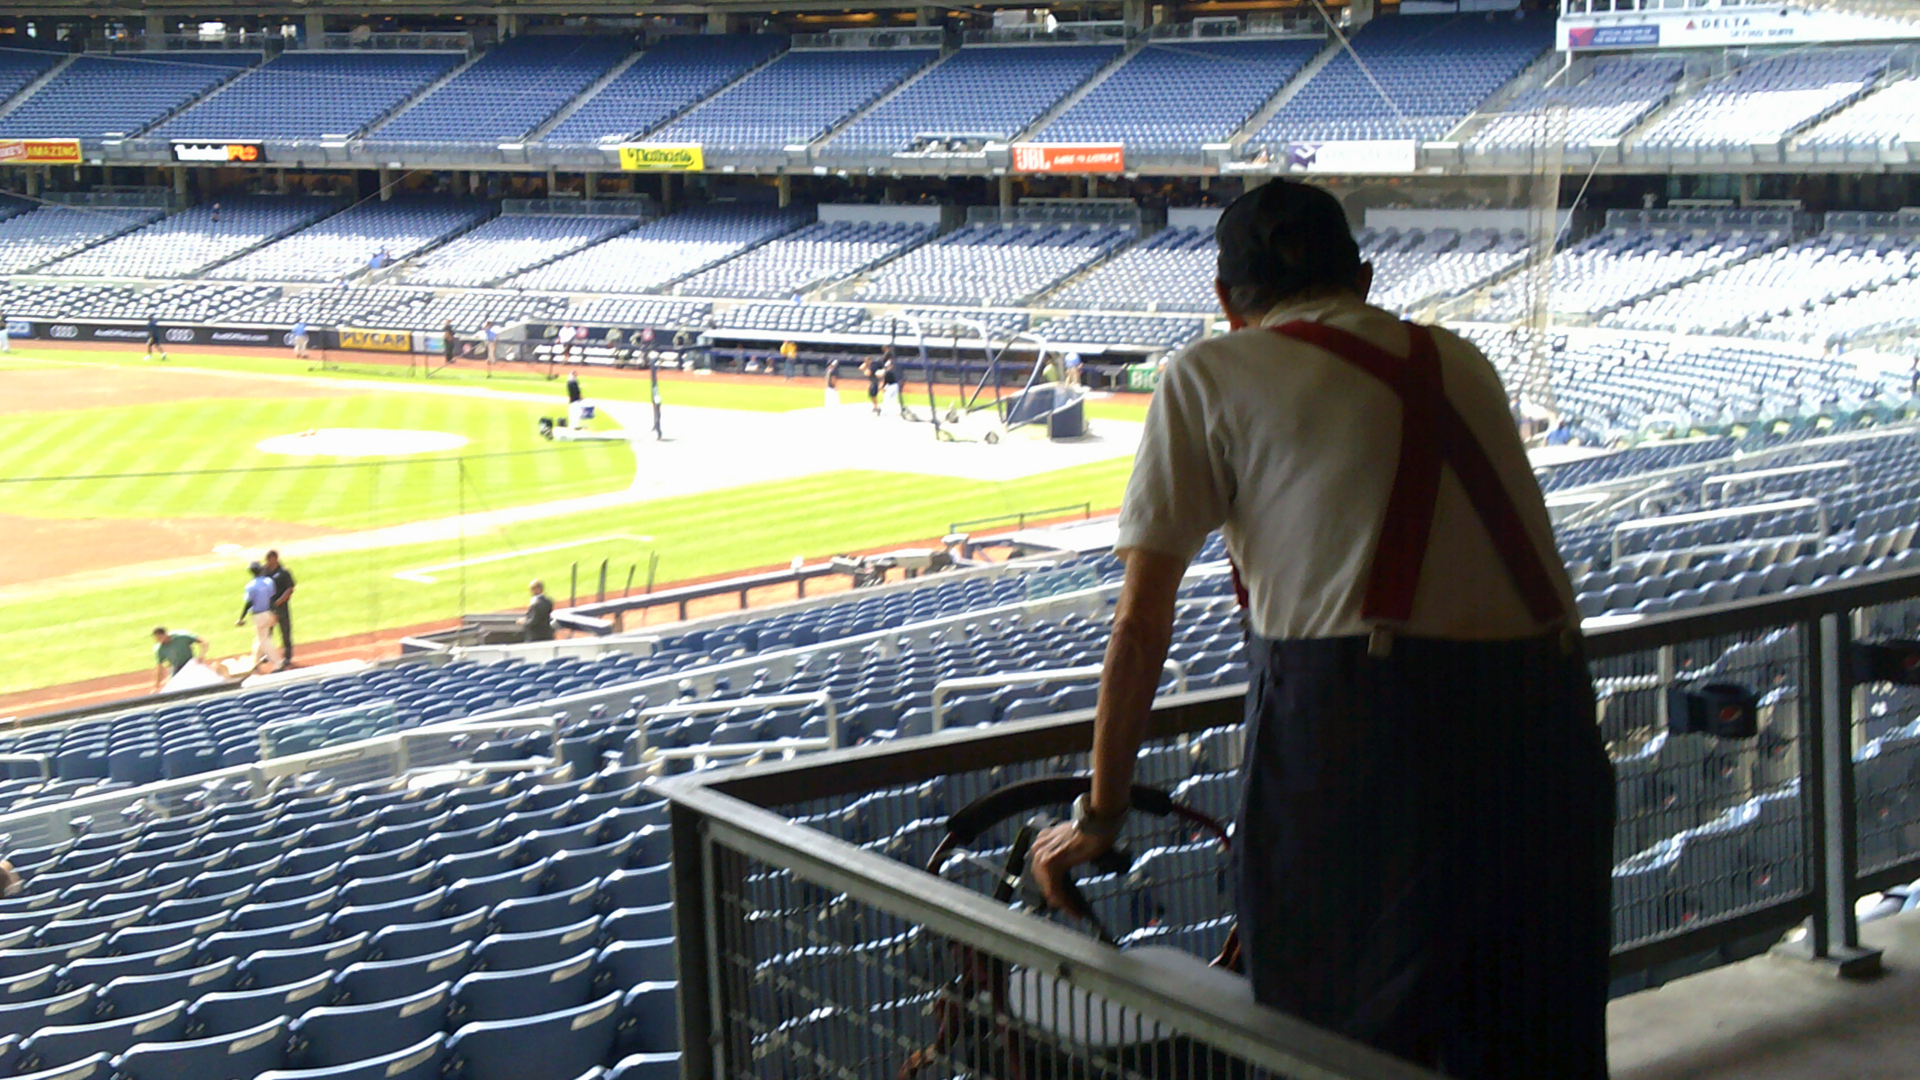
left=513, top=208, right=809, bottom=295
left=0, top=206, right=165, bottom=276
left=374, top=36, right=633, bottom=143
left=0, top=53, right=259, bottom=140
left=545, top=35, right=787, bottom=145
left=14, top=28, right=1920, bottom=160
left=1637, top=49, right=1893, bottom=152
left=39, top=198, right=343, bottom=280
left=1038, top=37, right=1321, bottom=153
left=210, top=199, right=495, bottom=284
left=851, top=222, right=1132, bottom=307
left=825, top=43, right=1119, bottom=155
left=153, top=52, right=464, bottom=140
left=1475, top=222, right=1787, bottom=323
left=1248, top=13, right=1552, bottom=147
left=1469, top=55, right=1685, bottom=155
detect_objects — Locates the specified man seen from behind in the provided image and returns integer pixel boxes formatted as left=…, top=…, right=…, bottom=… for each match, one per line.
left=1031, top=180, right=1614, bottom=1080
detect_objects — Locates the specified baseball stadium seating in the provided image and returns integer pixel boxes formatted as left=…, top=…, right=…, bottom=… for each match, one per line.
left=542, top=34, right=787, bottom=145
left=0, top=49, right=64, bottom=111
left=1637, top=49, right=1894, bottom=152
left=37, top=198, right=343, bottom=280
left=712, top=301, right=868, bottom=334
left=1245, top=13, right=1552, bottom=148
left=1033, top=312, right=1203, bottom=350
left=1036, top=37, right=1323, bottom=154
left=0, top=53, right=261, bottom=139
left=373, top=35, right=635, bottom=143
left=852, top=222, right=1132, bottom=307
left=151, top=52, right=465, bottom=140
left=1604, top=226, right=1920, bottom=336
left=559, top=298, right=713, bottom=330
left=399, top=212, right=644, bottom=289
left=508, top=207, right=807, bottom=294
left=1478, top=218, right=1790, bottom=323
left=1468, top=55, right=1684, bottom=155
left=647, top=46, right=938, bottom=151
left=1800, top=73, right=1920, bottom=151
left=210, top=199, right=494, bottom=284
left=823, top=43, right=1120, bottom=156
left=668, top=219, right=931, bottom=298
left=0, top=205, right=164, bottom=276
left=1044, top=225, right=1216, bottom=313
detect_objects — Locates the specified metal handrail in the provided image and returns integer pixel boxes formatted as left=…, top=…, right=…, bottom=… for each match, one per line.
left=1704, top=459, right=1856, bottom=507
left=930, top=660, right=1188, bottom=730
left=660, top=715, right=1446, bottom=1080
left=1612, top=497, right=1826, bottom=561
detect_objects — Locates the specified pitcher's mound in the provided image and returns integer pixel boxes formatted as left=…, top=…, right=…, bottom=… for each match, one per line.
left=257, top=428, right=468, bottom=457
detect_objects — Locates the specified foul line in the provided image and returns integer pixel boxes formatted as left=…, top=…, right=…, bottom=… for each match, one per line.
left=393, top=533, right=654, bottom=584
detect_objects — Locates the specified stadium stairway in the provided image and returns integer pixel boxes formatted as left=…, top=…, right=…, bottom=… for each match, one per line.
left=805, top=44, right=955, bottom=153
left=361, top=49, right=490, bottom=138
left=1008, top=37, right=1142, bottom=144
left=1226, top=35, right=1339, bottom=152
left=528, top=50, right=648, bottom=142
left=0, top=55, right=75, bottom=122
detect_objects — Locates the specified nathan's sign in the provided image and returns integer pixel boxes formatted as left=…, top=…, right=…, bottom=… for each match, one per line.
left=617, top=144, right=704, bottom=172
left=1011, top=143, right=1125, bottom=174
left=172, top=141, right=266, bottom=164
left=0, top=139, right=82, bottom=164
left=339, top=327, right=412, bottom=353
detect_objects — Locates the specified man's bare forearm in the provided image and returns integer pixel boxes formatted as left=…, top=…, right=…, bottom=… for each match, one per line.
left=1089, top=549, right=1185, bottom=816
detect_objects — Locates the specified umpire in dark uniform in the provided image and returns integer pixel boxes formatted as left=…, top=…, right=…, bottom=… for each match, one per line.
left=263, top=549, right=296, bottom=670
left=1033, top=180, right=1615, bottom=1079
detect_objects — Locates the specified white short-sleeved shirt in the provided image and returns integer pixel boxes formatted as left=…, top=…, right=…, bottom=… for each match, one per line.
left=1115, top=293, right=1574, bottom=642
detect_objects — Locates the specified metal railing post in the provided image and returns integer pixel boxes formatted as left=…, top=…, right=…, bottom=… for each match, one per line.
left=668, top=800, right=719, bottom=1079
left=1777, top=613, right=1883, bottom=976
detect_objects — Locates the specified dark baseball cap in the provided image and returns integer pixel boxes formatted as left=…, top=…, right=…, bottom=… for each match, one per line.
left=248, top=561, right=264, bottom=575
left=1215, top=180, right=1362, bottom=296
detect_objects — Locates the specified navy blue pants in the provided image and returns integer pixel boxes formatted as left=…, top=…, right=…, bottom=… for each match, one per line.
left=1236, top=633, right=1615, bottom=1079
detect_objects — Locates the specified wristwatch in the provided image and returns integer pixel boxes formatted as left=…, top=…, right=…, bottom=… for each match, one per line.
left=1071, top=794, right=1128, bottom=845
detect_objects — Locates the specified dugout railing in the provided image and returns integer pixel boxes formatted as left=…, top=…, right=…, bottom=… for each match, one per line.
left=659, top=563, right=1920, bottom=1078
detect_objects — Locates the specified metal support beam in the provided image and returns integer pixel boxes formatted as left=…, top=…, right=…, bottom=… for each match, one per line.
left=776, top=173, right=791, bottom=208
left=377, top=167, right=392, bottom=201
left=303, top=12, right=323, bottom=45
left=998, top=173, right=1012, bottom=209
left=145, top=13, right=165, bottom=49
left=1774, top=613, right=1883, bottom=977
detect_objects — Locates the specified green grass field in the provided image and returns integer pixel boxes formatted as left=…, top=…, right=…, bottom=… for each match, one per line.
left=0, top=393, right=634, bottom=530
left=0, top=348, right=1143, bottom=695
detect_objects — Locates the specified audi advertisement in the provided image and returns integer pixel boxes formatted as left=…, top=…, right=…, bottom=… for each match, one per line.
left=8, top=320, right=326, bottom=349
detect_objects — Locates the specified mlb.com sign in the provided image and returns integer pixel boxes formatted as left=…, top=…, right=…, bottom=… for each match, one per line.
left=1011, top=144, right=1125, bottom=174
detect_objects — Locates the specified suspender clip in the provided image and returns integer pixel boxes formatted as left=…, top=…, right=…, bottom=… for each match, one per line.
left=1368, top=626, right=1395, bottom=659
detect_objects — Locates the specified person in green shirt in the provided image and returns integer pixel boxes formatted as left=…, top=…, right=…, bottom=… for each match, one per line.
left=151, top=627, right=207, bottom=692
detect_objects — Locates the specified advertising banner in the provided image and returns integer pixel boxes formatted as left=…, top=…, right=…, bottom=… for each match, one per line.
left=9, top=320, right=300, bottom=347
left=339, top=327, right=413, bottom=353
left=1011, top=143, right=1125, bottom=173
left=1286, top=140, right=1418, bottom=174
left=0, top=139, right=82, bottom=164
left=617, top=144, right=704, bottom=171
left=1567, top=25, right=1660, bottom=49
left=1562, top=8, right=1920, bottom=50
left=171, top=141, right=267, bottom=164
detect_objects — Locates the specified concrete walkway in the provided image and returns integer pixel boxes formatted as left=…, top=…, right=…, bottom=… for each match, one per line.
left=1610, top=916, right=1920, bottom=1079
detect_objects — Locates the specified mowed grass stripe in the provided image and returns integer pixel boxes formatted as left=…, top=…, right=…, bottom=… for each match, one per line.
left=0, top=462, right=1132, bottom=694
left=0, top=394, right=635, bottom=529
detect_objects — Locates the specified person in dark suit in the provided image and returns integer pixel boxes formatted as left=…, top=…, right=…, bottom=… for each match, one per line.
left=521, top=580, right=554, bottom=643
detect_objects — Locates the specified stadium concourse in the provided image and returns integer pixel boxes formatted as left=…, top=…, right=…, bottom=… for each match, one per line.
left=6, top=0, right=1920, bottom=1076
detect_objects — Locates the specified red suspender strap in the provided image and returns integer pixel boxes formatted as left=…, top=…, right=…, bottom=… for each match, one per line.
left=1269, top=320, right=1567, bottom=628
